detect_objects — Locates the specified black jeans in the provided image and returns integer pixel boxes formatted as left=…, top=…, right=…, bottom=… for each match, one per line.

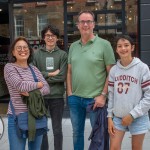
left=41, top=98, right=64, bottom=150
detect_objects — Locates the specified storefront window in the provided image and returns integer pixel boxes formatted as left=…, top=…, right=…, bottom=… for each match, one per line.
left=13, top=0, right=64, bottom=51
left=66, top=0, right=138, bottom=55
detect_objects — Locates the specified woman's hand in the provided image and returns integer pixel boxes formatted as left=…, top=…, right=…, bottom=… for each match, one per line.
left=20, top=92, right=29, bottom=96
left=122, top=114, right=134, bottom=126
left=37, top=82, right=44, bottom=88
left=108, top=117, right=116, bottom=136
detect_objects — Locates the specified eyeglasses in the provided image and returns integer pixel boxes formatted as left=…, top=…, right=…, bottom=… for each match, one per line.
left=78, top=20, right=94, bottom=25
left=15, top=46, right=29, bottom=52
left=45, top=34, right=56, bottom=39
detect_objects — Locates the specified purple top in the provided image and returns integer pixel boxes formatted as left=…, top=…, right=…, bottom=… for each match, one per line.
left=4, top=63, right=50, bottom=115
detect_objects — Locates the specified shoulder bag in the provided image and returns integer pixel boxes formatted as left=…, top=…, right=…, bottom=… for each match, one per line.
left=10, top=65, right=48, bottom=140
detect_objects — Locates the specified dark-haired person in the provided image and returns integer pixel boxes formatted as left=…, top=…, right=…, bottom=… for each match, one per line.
left=4, top=36, right=50, bottom=150
left=107, top=35, right=150, bottom=150
left=33, top=24, right=67, bottom=150
left=67, top=10, right=116, bottom=150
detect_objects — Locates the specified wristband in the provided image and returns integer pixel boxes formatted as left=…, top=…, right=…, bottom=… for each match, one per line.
left=101, top=92, right=107, bottom=97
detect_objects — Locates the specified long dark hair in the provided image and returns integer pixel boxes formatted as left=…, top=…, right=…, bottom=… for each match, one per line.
left=8, top=36, right=33, bottom=64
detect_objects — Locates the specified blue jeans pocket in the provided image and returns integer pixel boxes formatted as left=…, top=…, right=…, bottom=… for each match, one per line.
left=67, top=95, right=73, bottom=98
left=67, top=95, right=75, bottom=105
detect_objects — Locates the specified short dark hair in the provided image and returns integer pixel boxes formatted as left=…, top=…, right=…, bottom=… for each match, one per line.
left=115, top=35, right=135, bottom=58
left=115, top=34, right=134, bottom=49
left=41, top=24, right=60, bottom=39
left=8, top=36, right=33, bottom=64
left=77, top=10, right=95, bottom=21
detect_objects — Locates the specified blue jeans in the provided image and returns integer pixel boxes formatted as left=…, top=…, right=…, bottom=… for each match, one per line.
left=8, top=115, right=43, bottom=150
left=68, top=95, right=96, bottom=150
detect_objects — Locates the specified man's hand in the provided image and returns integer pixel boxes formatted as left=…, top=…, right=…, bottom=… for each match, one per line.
left=48, top=69, right=60, bottom=77
left=93, top=95, right=106, bottom=110
left=67, top=92, right=72, bottom=97
left=108, top=117, right=116, bottom=136
left=122, top=114, right=134, bottom=126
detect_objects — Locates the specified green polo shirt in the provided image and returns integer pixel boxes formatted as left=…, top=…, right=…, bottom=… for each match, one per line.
left=68, top=35, right=116, bottom=98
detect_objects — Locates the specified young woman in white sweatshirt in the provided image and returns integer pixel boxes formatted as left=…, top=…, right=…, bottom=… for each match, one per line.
left=107, top=35, right=150, bottom=150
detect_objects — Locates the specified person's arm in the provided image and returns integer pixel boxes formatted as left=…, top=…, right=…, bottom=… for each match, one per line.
left=66, top=64, right=72, bottom=96
left=122, top=64, right=150, bottom=126
left=48, top=69, right=60, bottom=77
left=44, top=52, right=68, bottom=83
left=107, top=67, right=116, bottom=136
left=93, top=65, right=113, bottom=109
left=33, top=66, right=50, bottom=96
left=4, top=64, right=42, bottom=93
left=108, top=117, right=116, bottom=136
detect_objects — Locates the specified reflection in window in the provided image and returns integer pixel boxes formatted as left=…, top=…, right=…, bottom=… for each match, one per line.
left=37, top=14, right=48, bottom=37
left=36, top=2, right=47, bottom=6
left=66, top=0, right=138, bottom=55
left=15, top=15, right=24, bottom=37
left=13, top=4, right=23, bottom=8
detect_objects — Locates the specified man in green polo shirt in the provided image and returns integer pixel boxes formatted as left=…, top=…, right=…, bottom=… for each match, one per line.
left=67, top=10, right=115, bottom=150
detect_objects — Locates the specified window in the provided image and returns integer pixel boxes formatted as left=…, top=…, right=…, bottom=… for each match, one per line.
left=67, top=0, right=75, bottom=4
left=13, top=4, right=23, bottom=8
left=86, top=0, right=97, bottom=2
left=37, top=14, right=48, bottom=37
left=66, top=0, right=138, bottom=55
left=14, top=15, right=24, bottom=37
left=114, top=0, right=122, bottom=2
left=36, top=2, right=47, bottom=6
left=13, top=1, right=64, bottom=49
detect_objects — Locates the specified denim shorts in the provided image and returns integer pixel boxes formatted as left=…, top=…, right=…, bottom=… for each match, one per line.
left=113, top=115, right=150, bottom=135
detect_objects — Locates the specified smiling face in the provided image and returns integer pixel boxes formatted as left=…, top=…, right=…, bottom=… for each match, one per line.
left=44, top=30, right=58, bottom=49
left=12, top=40, right=30, bottom=63
left=77, top=13, right=95, bottom=37
left=116, top=38, right=135, bottom=59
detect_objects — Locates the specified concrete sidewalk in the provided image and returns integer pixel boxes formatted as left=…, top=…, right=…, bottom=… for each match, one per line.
left=0, top=116, right=150, bottom=150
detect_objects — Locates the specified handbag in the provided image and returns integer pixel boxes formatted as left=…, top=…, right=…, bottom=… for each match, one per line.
left=10, top=65, right=48, bottom=140
left=10, top=101, right=48, bottom=138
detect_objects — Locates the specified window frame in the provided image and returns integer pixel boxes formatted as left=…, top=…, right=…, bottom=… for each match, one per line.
left=14, top=15, right=24, bottom=37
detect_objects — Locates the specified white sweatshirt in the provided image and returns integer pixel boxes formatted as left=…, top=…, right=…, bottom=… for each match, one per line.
left=107, top=57, right=150, bottom=119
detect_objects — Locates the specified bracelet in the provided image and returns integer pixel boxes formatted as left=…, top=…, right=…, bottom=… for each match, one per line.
left=130, top=113, right=134, bottom=119
left=101, top=92, right=107, bottom=98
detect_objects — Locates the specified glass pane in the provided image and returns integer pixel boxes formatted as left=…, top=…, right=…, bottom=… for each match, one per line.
left=13, top=0, right=64, bottom=50
left=126, top=0, right=138, bottom=56
left=67, top=0, right=138, bottom=56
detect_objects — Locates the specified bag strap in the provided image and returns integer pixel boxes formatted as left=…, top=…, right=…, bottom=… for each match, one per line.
left=29, top=65, right=38, bottom=82
left=10, top=65, right=37, bottom=119
left=10, top=100, right=17, bottom=120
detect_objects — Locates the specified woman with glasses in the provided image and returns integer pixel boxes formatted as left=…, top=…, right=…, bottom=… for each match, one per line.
left=4, top=36, right=50, bottom=150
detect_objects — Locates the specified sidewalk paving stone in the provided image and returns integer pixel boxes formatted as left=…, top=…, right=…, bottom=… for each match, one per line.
left=0, top=116, right=150, bottom=150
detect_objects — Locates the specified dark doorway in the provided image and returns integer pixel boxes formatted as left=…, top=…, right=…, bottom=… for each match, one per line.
left=0, top=3, right=9, bottom=45
left=0, top=2, right=10, bottom=99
